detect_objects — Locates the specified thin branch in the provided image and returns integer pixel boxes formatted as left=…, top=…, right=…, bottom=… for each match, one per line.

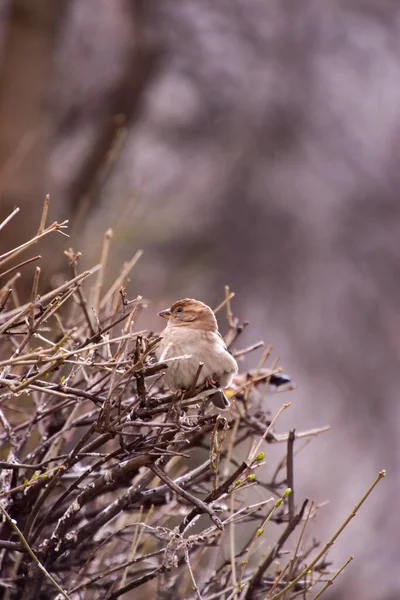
left=311, top=555, right=354, bottom=600
left=0, top=206, right=20, bottom=232
left=269, top=471, right=386, bottom=599
left=245, top=499, right=309, bottom=599
left=287, top=429, right=295, bottom=524
left=92, top=228, right=113, bottom=312
left=150, top=463, right=224, bottom=531
left=233, top=341, right=264, bottom=359
left=214, top=290, right=235, bottom=314
left=0, top=504, right=71, bottom=600
left=0, top=254, right=41, bottom=280
left=37, top=194, right=50, bottom=235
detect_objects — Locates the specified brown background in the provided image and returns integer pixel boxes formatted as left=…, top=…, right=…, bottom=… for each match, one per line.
left=0, top=2, right=398, bottom=598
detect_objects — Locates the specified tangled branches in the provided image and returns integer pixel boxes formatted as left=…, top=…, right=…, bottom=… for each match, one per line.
left=0, top=203, right=384, bottom=599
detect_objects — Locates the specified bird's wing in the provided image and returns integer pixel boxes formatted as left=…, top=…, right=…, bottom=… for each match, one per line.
left=216, top=330, right=229, bottom=350
left=211, top=331, right=238, bottom=376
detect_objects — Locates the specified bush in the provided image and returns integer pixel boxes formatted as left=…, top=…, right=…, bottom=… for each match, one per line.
left=0, top=202, right=384, bottom=599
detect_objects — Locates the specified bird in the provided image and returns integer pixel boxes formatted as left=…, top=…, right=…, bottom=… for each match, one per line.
left=155, top=298, right=238, bottom=408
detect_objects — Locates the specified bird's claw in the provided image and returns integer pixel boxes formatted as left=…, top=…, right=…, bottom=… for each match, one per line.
left=205, top=376, right=218, bottom=389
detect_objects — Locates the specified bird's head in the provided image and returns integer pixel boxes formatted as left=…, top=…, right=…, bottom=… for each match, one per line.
left=158, top=298, right=218, bottom=331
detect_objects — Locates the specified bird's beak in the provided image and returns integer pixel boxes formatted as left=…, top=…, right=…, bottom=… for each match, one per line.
left=158, top=308, right=172, bottom=320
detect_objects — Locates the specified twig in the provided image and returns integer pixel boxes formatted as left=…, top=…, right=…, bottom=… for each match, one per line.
left=287, top=430, right=295, bottom=523
left=245, top=499, right=309, bottom=599
left=0, top=287, right=12, bottom=312
left=239, top=489, right=298, bottom=588
left=101, top=249, right=143, bottom=310
left=214, top=289, right=235, bottom=314
left=65, top=249, right=96, bottom=335
left=0, top=206, right=20, bottom=232
left=266, top=563, right=290, bottom=598
left=0, top=504, right=71, bottom=600
left=69, top=549, right=164, bottom=594
left=105, top=566, right=165, bottom=600
left=269, top=471, right=386, bottom=599
left=257, top=345, right=273, bottom=371
left=0, top=539, right=24, bottom=551
left=184, top=546, right=203, bottom=600
left=0, top=266, right=98, bottom=323
left=0, top=219, right=69, bottom=268
left=281, top=500, right=315, bottom=600
left=248, top=403, right=291, bottom=463
left=180, top=460, right=250, bottom=533
left=150, top=463, right=224, bottom=531
left=29, top=266, right=41, bottom=328
left=92, top=228, right=113, bottom=313
left=311, top=555, right=354, bottom=599
left=233, top=342, right=264, bottom=359
left=273, top=426, right=330, bottom=443
left=189, top=361, right=204, bottom=395
left=229, top=493, right=238, bottom=595
left=37, top=194, right=50, bottom=235
left=0, top=255, right=41, bottom=280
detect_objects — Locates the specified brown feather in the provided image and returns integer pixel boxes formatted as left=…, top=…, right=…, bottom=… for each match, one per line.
left=156, top=298, right=238, bottom=408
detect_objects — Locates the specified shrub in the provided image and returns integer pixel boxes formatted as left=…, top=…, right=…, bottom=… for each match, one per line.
left=0, top=202, right=384, bottom=599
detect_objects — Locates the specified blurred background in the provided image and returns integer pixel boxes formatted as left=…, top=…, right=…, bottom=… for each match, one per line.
left=0, top=1, right=398, bottom=598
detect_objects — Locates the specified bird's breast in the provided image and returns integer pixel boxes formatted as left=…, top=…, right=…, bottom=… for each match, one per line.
left=156, top=327, right=237, bottom=392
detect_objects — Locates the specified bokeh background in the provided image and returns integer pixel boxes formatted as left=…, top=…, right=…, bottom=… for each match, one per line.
left=0, top=1, right=398, bottom=598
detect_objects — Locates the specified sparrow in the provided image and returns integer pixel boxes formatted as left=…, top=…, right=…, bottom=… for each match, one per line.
left=156, top=298, right=238, bottom=408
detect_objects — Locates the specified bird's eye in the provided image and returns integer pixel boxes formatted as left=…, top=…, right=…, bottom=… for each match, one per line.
left=175, top=307, right=183, bottom=314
